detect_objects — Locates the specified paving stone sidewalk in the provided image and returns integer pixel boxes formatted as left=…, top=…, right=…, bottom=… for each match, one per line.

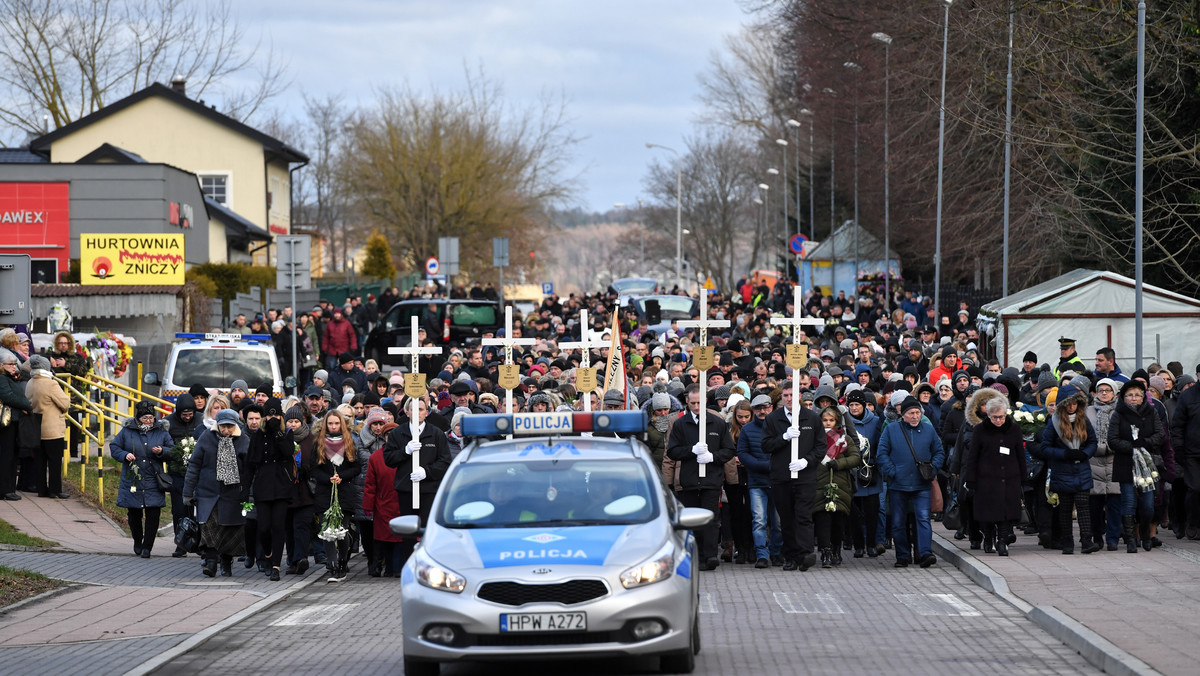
left=938, top=528, right=1200, bottom=675
left=0, top=494, right=129, bottom=554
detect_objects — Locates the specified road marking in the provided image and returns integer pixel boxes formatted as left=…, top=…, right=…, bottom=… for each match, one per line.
left=698, top=592, right=718, bottom=613
left=894, top=593, right=981, bottom=617
left=271, top=603, right=360, bottom=626
left=772, top=592, right=846, bottom=614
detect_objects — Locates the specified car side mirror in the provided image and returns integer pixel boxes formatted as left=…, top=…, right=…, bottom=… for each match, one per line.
left=143, top=372, right=160, bottom=386
left=674, top=507, right=713, bottom=531
left=390, top=514, right=423, bottom=536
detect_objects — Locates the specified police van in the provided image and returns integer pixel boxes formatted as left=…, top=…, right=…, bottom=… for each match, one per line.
left=144, top=333, right=286, bottom=404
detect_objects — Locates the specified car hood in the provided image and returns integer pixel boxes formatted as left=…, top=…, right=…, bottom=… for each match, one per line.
left=425, top=520, right=671, bottom=571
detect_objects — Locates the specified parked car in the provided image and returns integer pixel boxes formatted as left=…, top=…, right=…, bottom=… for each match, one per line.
left=628, top=295, right=698, bottom=338
left=364, top=299, right=501, bottom=364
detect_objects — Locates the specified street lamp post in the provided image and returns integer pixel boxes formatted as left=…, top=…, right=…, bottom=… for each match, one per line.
left=1002, top=1, right=1014, bottom=297
left=872, top=31, right=893, bottom=313
left=646, top=142, right=683, bottom=292
left=798, top=110, right=814, bottom=241
left=844, top=61, right=862, bottom=315
left=776, top=138, right=789, bottom=274
left=786, top=119, right=802, bottom=238
left=934, top=0, right=953, bottom=325
left=758, top=183, right=770, bottom=270
left=1135, top=0, right=1146, bottom=368
left=823, top=88, right=836, bottom=295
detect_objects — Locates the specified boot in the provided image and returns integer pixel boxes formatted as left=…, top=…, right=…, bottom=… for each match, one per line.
left=820, top=547, right=833, bottom=569
left=720, top=541, right=734, bottom=563
left=142, top=531, right=155, bottom=559
left=1140, top=516, right=1153, bottom=551
left=203, top=557, right=218, bottom=577
left=1122, top=516, right=1138, bottom=553
left=1077, top=505, right=1100, bottom=553
left=983, top=526, right=995, bottom=554
left=130, top=516, right=143, bottom=557
left=368, top=558, right=383, bottom=578
left=220, top=555, right=233, bottom=577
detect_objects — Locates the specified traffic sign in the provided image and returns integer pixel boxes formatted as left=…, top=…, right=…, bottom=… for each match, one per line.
left=788, top=233, right=808, bottom=255
left=425, top=257, right=440, bottom=276
left=541, top=282, right=554, bottom=295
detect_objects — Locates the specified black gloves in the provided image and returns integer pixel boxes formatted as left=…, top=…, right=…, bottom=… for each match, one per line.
left=1064, top=448, right=1088, bottom=463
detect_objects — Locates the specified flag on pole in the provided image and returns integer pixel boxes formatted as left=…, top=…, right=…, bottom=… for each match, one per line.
left=602, top=310, right=626, bottom=405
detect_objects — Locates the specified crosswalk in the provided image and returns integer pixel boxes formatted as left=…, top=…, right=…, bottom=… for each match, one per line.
left=698, top=591, right=983, bottom=617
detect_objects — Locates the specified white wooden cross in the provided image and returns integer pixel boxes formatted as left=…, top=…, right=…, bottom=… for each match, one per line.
left=674, top=291, right=729, bottom=477
left=387, top=316, right=443, bottom=509
left=770, top=285, right=825, bottom=477
left=481, top=306, right=536, bottom=438
left=558, top=308, right=609, bottom=435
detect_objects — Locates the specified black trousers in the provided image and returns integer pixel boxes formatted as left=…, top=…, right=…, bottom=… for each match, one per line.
left=257, top=500, right=289, bottom=568
left=286, top=505, right=314, bottom=565
left=0, top=425, right=17, bottom=495
left=851, top=494, right=880, bottom=551
left=128, top=507, right=162, bottom=551
left=722, top=483, right=754, bottom=557
left=814, top=510, right=846, bottom=551
left=773, top=480, right=815, bottom=562
left=34, top=438, right=64, bottom=496
left=677, top=487, right=720, bottom=561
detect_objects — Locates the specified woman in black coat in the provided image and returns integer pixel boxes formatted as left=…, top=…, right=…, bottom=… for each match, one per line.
left=1040, top=382, right=1099, bottom=554
left=311, top=410, right=361, bottom=582
left=183, top=408, right=251, bottom=577
left=1107, top=379, right=1165, bottom=553
left=284, top=406, right=317, bottom=575
left=246, top=398, right=296, bottom=581
left=965, top=394, right=1026, bottom=556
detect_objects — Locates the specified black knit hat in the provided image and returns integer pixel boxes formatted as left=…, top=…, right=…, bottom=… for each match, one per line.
left=284, top=406, right=306, bottom=421
left=135, top=400, right=156, bottom=419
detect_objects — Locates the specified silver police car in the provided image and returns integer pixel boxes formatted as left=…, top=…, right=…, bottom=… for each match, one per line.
left=391, top=410, right=713, bottom=675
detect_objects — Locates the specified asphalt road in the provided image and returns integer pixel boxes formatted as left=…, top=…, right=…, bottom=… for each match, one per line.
left=159, top=553, right=1099, bottom=675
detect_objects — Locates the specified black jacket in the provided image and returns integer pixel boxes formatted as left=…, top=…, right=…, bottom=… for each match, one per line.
left=382, top=422, right=453, bottom=494
left=247, top=420, right=297, bottom=502
left=761, top=405, right=827, bottom=485
left=1170, top=384, right=1200, bottom=459
left=311, top=445, right=362, bottom=511
left=665, top=410, right=736, bottom=490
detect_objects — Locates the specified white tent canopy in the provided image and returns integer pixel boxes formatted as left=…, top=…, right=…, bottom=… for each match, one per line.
left=976, top=269, right=1200, bottom=370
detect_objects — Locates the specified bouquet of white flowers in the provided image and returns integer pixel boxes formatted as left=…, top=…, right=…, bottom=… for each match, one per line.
left=1011, top=409, right=1048, bottom=440
left=318, top=457, right=349, bottom=542
left=1132, top=447, right=1159, bottom=493
left=167, top=436, right=196, bottom=474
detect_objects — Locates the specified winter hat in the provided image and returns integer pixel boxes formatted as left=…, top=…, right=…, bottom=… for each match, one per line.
left=341, top=392, right=355, bottom=405
left=364, top=407, right=389, bottom=426
left=29, top=354, right=50, bottom=371
left=1177, top=374, right=1196, bottom=389
left=1095, top=377, right=1119, bottom=392
left=713, top=384, right=732, bottom=401
left=313, top=370, right=329, bottom=384
left=1044, top=387, right=1059, bottom=405
left=635, top=385, right=652, bottom=406
left=528, top=391, right=553, bottom=409
left=889, top=390, right=908, bottom=410
left=1149, top=375, right=1167, bottom=396
left=750, top=394, right=773, bottom=408
left=135, top=400, right=156, bottom=419
left=271, top=320, right=285, bottom=332
left=899, top=396, right=923, bottom=416
left=285, top=406, right=306, bottom=422
left=1023, top=351, right=1038, bottom=363
left=603, top=389, right=626, bottom=407
left=263, top=397, right=283, bottom=417
left=1071, top=374, right=1092, bottom=395
left=652, top=392, right=671, bottom=411
left=952, top=369, right=970, bottom=385
left=845, top=389, right=868, bottom=406
left=1120, top=379, right=1147, bottom=397
left=230, top=379, right=249, bottom=393
left=215, top=409, right=240, bottom=427
left=1036, top=369, right=1057, bottom=392
left=189, top=383, right=209, bottom=398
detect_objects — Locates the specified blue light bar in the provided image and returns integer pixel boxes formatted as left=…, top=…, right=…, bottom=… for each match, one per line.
left=461, top=411, right=647, bottom=437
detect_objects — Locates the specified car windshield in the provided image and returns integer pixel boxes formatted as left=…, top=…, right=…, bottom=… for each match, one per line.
left=611, top=278, right=657, bottom=295
left=172, top=348, right=275, bottom=389
left=635, top=296, right=695, bottom=321
left=438, top=459, right=659, bottom=528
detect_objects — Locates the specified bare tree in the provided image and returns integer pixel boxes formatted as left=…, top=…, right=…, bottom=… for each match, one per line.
left=0, top=0, right=287, bottom=141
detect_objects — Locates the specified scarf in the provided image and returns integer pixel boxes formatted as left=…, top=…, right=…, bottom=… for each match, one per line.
left=291, top=422, right=311, bottom=442
left=215, top=433, right=240, bottom=485
left=651, top=413, right=671, bottom=433
left=323, top=434, right=345, bottom=463
left=1092, top=400, right=1116, bottom=453
left=138, top=422, right=153, bottom=434
left=1053, top=413, right=1083, bottom=450
left=825, top=428, right=847, bottom=460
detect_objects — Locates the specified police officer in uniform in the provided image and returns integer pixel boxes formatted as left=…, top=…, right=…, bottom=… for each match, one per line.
left=1054, top=337, right=1087, bottom=380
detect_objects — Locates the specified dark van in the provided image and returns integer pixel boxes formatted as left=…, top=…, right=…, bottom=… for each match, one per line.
left=364, top=299, right=502, bottom=365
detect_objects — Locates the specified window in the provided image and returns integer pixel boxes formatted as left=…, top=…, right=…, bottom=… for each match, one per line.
left=200, top=174, right=230, bottom=205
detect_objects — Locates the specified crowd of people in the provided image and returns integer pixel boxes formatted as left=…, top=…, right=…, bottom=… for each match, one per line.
left=2, top=276, right=1196, bottom=582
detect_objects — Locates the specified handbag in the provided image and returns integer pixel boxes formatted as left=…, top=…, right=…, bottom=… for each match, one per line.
left=174, top=516, right=201, bottom=553
left=149, top=461, right=173, bottom=491
left=943, top=493, right=962, bottom=530
left=17, top=412, right=40, bottom=449
left=901, top=425, right=937, bottom=482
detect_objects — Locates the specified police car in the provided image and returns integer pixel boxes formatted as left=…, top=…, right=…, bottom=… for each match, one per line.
left=391, top=410, right=712, bottom=675
left=144, top=333, right=285, bottom=403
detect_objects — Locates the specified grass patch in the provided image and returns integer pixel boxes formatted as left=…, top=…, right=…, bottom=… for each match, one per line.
left=0, top=565, right=65, bottom=608
left=64, top=456, right=128, bottom=532
left=0, top=519, right=57, bottom=548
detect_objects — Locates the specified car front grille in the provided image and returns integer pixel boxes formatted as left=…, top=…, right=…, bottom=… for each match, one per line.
left=477, top=579, right=609, bottom=607
left=473, top=631, right=620, bottom=647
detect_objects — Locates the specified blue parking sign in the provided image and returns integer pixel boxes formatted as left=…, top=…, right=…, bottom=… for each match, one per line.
left=542, top=282, right=554, bottom=295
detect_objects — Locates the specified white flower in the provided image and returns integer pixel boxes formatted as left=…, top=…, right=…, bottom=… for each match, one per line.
left=1036, top=413, right=1046, bottom=422
left=331, top=454, right=344, bottom=467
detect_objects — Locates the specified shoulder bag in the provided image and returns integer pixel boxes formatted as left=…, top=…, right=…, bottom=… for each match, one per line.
left=902, top=426, right=937, bottom=482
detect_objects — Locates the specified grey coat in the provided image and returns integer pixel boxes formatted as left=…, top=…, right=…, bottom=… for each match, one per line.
left=1086, top=400, right=1119, bottom=496
left=110, top=417, right=173, bottom=509
left=183, top=426, right=251, bottom=525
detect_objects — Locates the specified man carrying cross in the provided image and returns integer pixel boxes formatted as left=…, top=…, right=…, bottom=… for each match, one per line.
left=482, top=306, right=537, bottom=439
left=667, top=383, right=736, bottom=571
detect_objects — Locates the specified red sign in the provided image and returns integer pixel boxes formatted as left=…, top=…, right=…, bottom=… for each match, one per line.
left=0, top=182, right=69, bottom=277
left=269, top=223, right=289, bottom=235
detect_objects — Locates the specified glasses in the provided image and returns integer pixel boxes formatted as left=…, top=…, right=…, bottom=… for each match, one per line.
left=988, top=413, right=1007, bottom=421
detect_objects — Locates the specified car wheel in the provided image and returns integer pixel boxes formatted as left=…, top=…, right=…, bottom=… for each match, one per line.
left=403, top=656, right=439, bottom=676
left=659, top=611, right=696, bottom=674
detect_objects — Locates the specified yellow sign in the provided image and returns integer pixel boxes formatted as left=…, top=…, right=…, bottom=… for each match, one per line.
left=703, top=276, right=716, bottom=290
left=80, top=233, right=185, bottom=285
left=497, top=364, right=522, bottom=390
left=785, top=344, right=808, bottom=369
left=576, top=367, right=597, bottom=393
left=693, top=346, right=715, bottom=371
left=404, top=372, right=427, bottom=399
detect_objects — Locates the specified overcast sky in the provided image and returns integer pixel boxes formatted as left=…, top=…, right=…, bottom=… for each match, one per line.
left=238, top=0, right=750, bottom=213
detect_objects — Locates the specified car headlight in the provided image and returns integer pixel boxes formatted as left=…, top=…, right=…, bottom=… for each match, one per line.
left=620, top=541, right=674, bottom=589
left=414, top=550, right=466, bottom=593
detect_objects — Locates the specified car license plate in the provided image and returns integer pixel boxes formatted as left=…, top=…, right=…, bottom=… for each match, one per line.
left=500, top=612, right=587, bottom=633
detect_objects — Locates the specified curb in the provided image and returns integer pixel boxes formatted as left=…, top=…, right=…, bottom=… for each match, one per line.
left=0, top=583, right=80, bottom=614
left=932, top=533, right=1158, bottom=676
left=124, top=566, right=325, bottom=676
